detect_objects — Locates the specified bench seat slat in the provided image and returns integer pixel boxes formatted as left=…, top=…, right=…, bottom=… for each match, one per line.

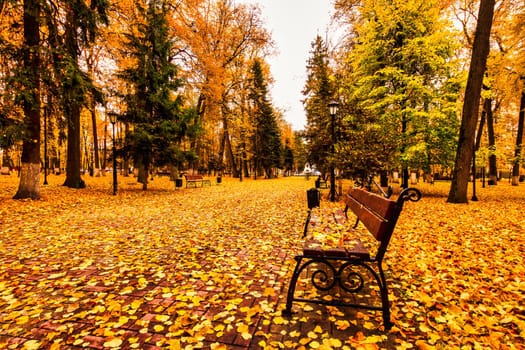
left=304, top=239, right=370, bottom=259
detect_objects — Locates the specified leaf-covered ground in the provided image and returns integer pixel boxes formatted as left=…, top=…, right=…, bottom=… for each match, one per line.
left=0, top=174, right=523, bottom=349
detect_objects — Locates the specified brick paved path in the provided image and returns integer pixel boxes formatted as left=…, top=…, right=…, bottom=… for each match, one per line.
left=0, top=177, right=389, bottom=349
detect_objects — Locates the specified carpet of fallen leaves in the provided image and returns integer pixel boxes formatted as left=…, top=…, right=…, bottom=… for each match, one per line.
left=0, top=174, right=523, bottom=350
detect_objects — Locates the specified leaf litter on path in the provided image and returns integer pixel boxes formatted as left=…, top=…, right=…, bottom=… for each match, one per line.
left=0, top=175, right=523, bottom=349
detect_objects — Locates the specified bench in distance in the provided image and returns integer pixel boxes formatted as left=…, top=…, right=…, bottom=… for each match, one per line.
left=184, top=174, right=211, bottom=188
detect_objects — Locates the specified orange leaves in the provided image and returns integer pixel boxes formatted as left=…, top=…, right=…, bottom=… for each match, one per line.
left=347, top=331, right=386, bottom=349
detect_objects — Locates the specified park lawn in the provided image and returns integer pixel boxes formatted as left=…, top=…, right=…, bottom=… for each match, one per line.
left=0, top=174, right=523, bottom=349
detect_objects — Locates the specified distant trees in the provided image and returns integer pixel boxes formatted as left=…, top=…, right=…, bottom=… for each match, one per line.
left=171, top=0, right=274, bottom=177
left=1, top=0, right=288, bottom=197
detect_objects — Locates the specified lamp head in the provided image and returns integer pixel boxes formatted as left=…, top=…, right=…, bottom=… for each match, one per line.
left=328, top=100, right=339, bottom=116
left=108, top=112, right=117, bottom=124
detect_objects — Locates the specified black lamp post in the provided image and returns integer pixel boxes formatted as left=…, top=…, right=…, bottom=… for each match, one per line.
left=43, top=97, right=48, bottom=185
left=109, top=112, right=118, bottom=195
left=328, top=100, right=339, bottom=202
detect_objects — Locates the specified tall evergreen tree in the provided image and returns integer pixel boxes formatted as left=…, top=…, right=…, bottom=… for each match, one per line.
left=302, top=35, right=334, bottom=175
left=117, top=1, right=185, bottom=190
left=57, top=0, right=108, bottom=189
left=13, top=0, right=41, bottom=199
left=249, top=59, right=281, bottom=178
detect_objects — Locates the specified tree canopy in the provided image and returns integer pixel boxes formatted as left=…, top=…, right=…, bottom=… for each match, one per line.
left=0, top=0, right=524, bottom=200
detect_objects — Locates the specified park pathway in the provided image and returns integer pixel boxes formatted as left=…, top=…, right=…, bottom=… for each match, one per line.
left=1, top=175, right=524, bottom=349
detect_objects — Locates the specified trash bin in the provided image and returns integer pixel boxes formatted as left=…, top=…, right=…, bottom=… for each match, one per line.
left=217, top=176, right=222, bottom=184
left=307, top=188, right=320, bottom=209
left=175, top=178, right=183, bottom=188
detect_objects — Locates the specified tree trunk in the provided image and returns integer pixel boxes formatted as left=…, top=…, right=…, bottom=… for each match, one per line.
left=512, top=86, right=524, bottom=185
left=91, top=102, right=100, bottom=176
left=220, top=102, right=237, bottom=176
left=63, top=102, right=85, bottom=188
left=122, top=123, right=130, bottom=176
left=102, top=123, right=107, bottom=173
left=447, top=0, right=495, bottom=203
left=137, top=161, right=148, bottom=190
left=485, top=98, right=498, bottom=184
left=475, top=107, right=485, bottom=150
left=62, top=5, right=84, bottom=188
left=224, top=128, right=236, bottom=177
left=218, top=125, right=225, bottom=174
left=14, top=0, right=41, bottom=200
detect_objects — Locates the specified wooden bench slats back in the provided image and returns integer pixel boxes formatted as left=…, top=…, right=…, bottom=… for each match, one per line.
left=345, top=188, right=397, bottom=241
left=184, top=174, right=211, bottom=187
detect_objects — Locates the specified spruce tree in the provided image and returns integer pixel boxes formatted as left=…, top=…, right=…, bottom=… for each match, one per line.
left=249, top=59, right=281, bottom=178
left=117, top=1, right=185, bottom=190
left=302, top=35, right=334, bottom=176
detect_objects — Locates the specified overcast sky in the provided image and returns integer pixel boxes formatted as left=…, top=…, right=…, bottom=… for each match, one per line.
left=239, top=0, right=335, bottom=130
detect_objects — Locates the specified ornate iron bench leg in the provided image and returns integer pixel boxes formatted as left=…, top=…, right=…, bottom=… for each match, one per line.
left=377, top=263, right=392, bottom=330
left=303, top=209, right=312, bottom=238
left=283, top=255, right=304, bottom=316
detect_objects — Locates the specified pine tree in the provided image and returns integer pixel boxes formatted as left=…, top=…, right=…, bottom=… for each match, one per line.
left=249, top=59, right=281, bottom=178
left=302, top=35, right=334, bottom=176
left=60, top=0, right=108, bottom=189
left=117, top=1, right=185, bottom=190
left=13, top=0, right=41, bottom=199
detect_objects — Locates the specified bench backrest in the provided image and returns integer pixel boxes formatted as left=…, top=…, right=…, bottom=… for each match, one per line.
left=185, top=175, right=203, bottom=180
left=344, top=187, right=421, bottom=260
left=345, top=188, right=397, bottom=242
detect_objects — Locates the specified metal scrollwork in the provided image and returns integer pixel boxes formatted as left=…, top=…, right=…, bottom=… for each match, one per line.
left=310, top=260, right=337, bottom=291
left=399, top=187, right=422, bottom=203
left=339, top=263, right=365, bottom=293
left=304, top=260, right=368, bottom=294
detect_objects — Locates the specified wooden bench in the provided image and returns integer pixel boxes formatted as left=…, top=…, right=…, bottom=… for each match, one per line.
left=184, top=174, right=211, bottom=188
left=284, top=187, right=421, bottom=329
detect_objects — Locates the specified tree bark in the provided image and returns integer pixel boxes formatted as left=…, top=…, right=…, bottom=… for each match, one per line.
left=62, top=5, right=84, bottom=188
left=512, top=85, right=524, bottom=185
left=485, top=98, right=498, bottom=184
left=14, top=0, right=41, bottom=200
left=91, top=102, right=100, bottom=175
left=447, top=0, right=495, bottom=203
